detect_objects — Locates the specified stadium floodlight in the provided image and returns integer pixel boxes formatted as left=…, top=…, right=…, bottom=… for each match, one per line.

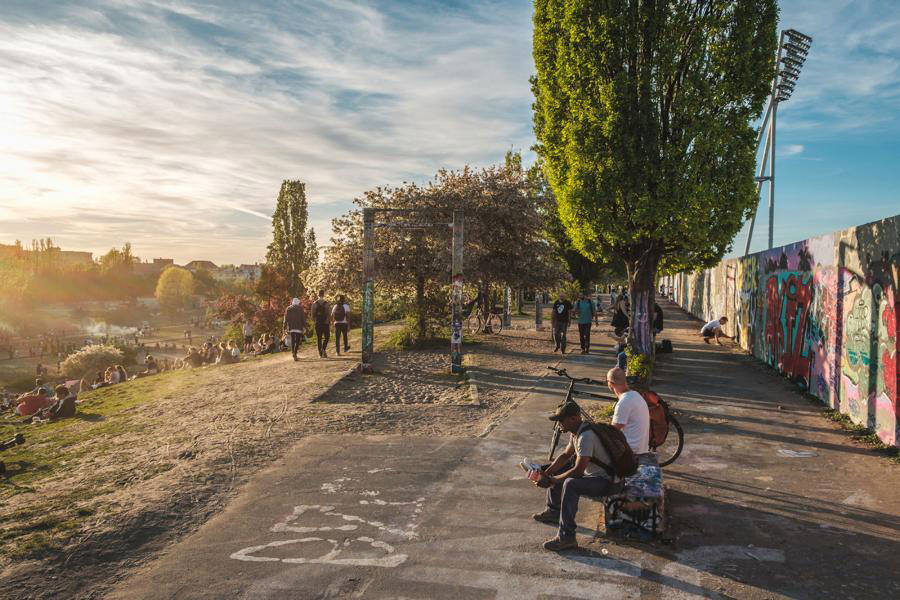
left=743, top=28, right=813, bottom=255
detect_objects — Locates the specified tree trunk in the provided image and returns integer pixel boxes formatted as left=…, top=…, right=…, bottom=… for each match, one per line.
left=626, top=251, right=660, bottom=385
left=416, top=273, right=426, bottom=341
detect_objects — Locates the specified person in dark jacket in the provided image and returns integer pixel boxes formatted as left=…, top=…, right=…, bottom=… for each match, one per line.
left=283, top=297, right=307, bottom=361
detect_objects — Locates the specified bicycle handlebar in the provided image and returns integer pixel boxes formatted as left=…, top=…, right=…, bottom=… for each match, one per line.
left=546, top=366, right=602, bottom=386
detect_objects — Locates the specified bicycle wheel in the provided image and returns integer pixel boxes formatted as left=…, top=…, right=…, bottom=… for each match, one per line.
left=466, top=313, right=483, bottom=335
left=656, top=415, right=684, bottom=467
left=490, top=313, right=503, bottom=334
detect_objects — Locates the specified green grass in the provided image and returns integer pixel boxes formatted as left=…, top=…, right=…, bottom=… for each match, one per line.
left=822, top=409, right=900, bottom=464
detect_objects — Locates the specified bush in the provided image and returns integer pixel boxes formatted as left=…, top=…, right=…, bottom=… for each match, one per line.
left=61, top=345, right=124, bottom=379
left=624, top=347, right=654, bottom=386
left=385, top=315, right=449, bottom=350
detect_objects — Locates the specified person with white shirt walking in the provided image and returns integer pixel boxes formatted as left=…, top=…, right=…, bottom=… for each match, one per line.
left=332, top=295, right=351, bottom=356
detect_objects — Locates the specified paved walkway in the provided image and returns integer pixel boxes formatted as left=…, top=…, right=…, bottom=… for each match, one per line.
left=106, top=301, right=900, bottom=599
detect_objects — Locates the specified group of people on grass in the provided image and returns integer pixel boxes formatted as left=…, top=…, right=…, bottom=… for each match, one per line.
left=5, top=378, right=77, bottom=423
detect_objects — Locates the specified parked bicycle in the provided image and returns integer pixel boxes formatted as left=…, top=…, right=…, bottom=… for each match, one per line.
left=462, top=291, right=504, bottom=335
left=545, top=366, right=684, bottom=467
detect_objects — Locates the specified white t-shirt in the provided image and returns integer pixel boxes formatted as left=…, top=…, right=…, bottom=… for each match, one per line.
left=612, top=390, right=650, bottom=454
left=701, top=319, right=721, bottom=335
left=332, top=303, right=350, bottom=324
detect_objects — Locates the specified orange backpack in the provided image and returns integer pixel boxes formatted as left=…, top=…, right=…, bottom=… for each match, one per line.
left=639, top=390, right=670, bottom=449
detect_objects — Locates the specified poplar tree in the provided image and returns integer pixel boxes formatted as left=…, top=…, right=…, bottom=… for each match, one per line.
left=532, top=0, right=777, bottom=361
left=266, top=180, right=318, bottom=299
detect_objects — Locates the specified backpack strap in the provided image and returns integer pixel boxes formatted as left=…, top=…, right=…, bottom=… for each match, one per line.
left=577, top=423, right=615, bottom=479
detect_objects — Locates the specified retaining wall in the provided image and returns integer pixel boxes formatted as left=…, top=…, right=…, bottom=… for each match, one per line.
left=668, top=214, right=900, bottom=447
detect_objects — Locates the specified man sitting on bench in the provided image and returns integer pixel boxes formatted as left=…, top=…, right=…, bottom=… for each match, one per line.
left=608, top=367, right=650, bottom=455
left=531, top=401, right=618, bottom=552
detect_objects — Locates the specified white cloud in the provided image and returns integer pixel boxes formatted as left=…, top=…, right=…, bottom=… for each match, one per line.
left=782, top=144, right=805, bottom=156
left=0, top=0, right=535, bottom=264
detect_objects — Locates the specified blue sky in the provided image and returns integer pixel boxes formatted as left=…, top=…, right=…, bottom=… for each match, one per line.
left=0, top=1, right=897, bottom=264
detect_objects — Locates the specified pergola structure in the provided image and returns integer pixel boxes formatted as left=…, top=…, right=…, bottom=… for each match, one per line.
left=360, top=208, right=465, bottom=374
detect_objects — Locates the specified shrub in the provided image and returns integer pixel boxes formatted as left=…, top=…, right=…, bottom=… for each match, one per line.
left=624, top=347, right=654, bottom=386
left=61, top=345, right=124, bottom=379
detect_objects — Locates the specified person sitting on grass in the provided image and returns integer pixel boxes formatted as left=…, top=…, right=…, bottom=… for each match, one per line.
left=185, top=347, right=204, bottom=368
left=700, top=316, right=733, bottom=345
left=27, top=384, right=76, bottom=423
left=16, top=387, right=52, bottom=417
left=116, top=364, right=129, bottom=382
left=531, top=401, right=619, bottom=552
left=254, top=334, right=277, bottom=355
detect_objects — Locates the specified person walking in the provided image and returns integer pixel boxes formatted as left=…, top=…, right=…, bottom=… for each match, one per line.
left=332, top=295, right=350, bottom=356
left=312, top=290, right=331, bottom=358
left=283, top=298, right=306, bottom=361
left=574, top=291, right=595, bottom=354
left=551, top=292, right=573, bottom=354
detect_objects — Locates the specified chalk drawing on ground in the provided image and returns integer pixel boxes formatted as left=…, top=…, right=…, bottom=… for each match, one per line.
left=230, top=474, right=425, bottom=568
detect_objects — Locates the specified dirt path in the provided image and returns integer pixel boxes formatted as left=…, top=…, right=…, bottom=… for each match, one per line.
left=102, top=302, right=900, bottom=600
left=0, top=326, right=554, bottom=599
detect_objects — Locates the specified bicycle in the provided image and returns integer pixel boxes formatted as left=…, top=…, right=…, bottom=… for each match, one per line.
left=463, top=292, right=504, bottom=335
left=545, top=366, right=684, bottom=467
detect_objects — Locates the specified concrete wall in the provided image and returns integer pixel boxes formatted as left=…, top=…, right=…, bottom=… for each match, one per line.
left=669, top=214, right=900, bottom=447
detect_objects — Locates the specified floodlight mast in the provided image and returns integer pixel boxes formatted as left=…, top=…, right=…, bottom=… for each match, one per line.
left=743, top=28, right=812, bottom=256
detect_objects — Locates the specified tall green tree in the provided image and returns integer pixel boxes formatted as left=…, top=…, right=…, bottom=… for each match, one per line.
left=266, top=180, right=318, bottom=299
left=532, top=0, right=777, bottom=359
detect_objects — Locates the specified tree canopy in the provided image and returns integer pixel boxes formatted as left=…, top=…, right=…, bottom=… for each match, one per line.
left=314, top=161, right=567, bottom=340
left=532, top=0, right=777, bottom=355
left=155, top=266, right=194, bottom=314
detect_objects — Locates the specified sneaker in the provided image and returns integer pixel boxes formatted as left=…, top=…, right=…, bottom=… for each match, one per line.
left=553, top=346, right=559, bottom=352
left=542, top=536, right=578, bottom=551
left=532, top=509, right=560, bottom=524
left=292, top=354, right=298, bottom=362
left=344, top=346, right=350, bottom=352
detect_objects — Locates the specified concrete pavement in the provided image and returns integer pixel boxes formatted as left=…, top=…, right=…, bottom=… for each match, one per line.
left=106, top=301, right=900, bottom=599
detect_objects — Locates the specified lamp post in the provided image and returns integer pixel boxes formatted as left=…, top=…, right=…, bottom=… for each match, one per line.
left=744, top=28, right=812, bottom=255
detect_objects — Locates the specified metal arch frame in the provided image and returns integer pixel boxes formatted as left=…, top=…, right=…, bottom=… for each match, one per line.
left=744, top=28, right=812, bottom=256
left=360, top=208, right=465, bottom=374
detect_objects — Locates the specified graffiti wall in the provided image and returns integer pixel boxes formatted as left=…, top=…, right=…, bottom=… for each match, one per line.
left=670, top=214, right=899, bottom=447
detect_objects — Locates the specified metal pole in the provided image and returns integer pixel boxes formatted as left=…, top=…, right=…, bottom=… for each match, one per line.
left=535, top=294, right=543, bottom=331
left=450, top=210, right=464, bottom=374
left=743, top=116, right=775, bottom=256
left=768, top=101, right=777, bottom=250
left=361, top=208, right=375, bottom=373
left=744, top=31, right=785, bottom=256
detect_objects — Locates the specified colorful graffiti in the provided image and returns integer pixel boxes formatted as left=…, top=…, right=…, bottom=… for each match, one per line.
left=671, top=215, right=900, bottom=447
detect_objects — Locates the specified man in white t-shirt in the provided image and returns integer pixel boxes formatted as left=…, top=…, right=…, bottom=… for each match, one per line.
left=531, top=401, right=617, bottom=552
left=607, top=367, right=650, bottom=454
left=700, top=316, right=732, bottom=345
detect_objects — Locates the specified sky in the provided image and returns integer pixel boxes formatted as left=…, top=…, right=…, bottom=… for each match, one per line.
left=0, top=1, right=898, bottom=265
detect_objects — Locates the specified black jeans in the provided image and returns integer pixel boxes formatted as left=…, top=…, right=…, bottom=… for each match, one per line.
left=290, top=332, right=303, bottom=356
left=552, top=322, right=568, bottom=351
left=547, top=473, right=616, bottom=539
left=334, top=323, right=349, bottom=352
left=578, top=323, right=591, bottom=351
left=315, top=323, right=330, bottom=355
